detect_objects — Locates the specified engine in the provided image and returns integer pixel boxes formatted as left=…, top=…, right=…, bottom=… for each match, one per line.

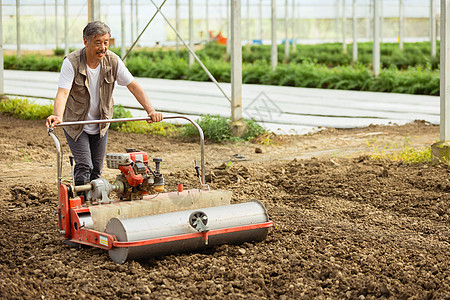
left=87, top=149, right=165, bottom=203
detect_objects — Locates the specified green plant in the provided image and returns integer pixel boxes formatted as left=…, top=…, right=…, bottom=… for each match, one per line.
left=111, top=105, right=133, bottom=130
left=118, top=121, right=180, bottom=137
left=182, top=114, right=267, bottom=143
left=0, top=98, right=53, bottom=120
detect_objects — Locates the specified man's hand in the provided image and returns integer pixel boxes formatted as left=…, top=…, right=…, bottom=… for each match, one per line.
left=148, top=111, right=163, bottom=123
left=46, top=115, right=62, bottom=128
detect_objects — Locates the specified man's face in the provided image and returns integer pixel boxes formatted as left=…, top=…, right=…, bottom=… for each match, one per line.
left=84, top=33, right=110, bottom=61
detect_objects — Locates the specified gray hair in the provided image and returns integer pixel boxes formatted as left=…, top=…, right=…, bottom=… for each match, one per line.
left=83, top=21, right=111, bottom=42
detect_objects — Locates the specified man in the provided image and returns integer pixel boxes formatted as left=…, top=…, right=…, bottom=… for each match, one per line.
left=46, top=21, right=163, bottom=187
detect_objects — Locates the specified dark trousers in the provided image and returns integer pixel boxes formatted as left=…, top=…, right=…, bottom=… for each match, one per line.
left=64, top=130, right=108, bottom=185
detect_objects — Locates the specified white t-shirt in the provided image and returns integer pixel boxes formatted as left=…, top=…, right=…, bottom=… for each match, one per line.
left=58, top=53, right=134, bottom=134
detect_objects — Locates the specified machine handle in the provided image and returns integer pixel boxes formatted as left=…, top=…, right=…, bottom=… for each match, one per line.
left=48, top=116, right=206, bottom=187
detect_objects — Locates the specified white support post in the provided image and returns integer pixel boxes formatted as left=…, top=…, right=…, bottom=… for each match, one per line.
left=227, top=0, right=231, bottom=54
left=259, top=0, right=263, bottom=41
left=136, top=0, right=139, bottom=39
left=431, top=0, right=437, bottom=58
left=231, top=0, right=242, bottom=126
left=440, top=0, right=450, bottom=141
left=373, top=0, right=380, bottom=77
left=16, top=0, right=21, bottom=58
left=55, top=0, right=58, bottom=49
left=175, top=0, right=179, bottom=52
left=206, top=0, right=209, bottom=41
left=131, top=0, right=134, bottom=43
left=342, top=0, right=347, bottom=53
left=336, top=0, right=340, bottom=42
left=64, top=0, right=69, bottom=56
left=352, top=0, right=357, bottom=62
left=399, top=0, right=404, bottom=50
left=246, top=0, right=250, bottom=51
left=121, top=0, right=126, bottom=58
left=0, top=0, right=4, bottom=96
left=292, top=0, right=296, bottom=51
left=271, top=0, right=277, bottom=71
left=380, top=0, right=383, bottom=43
left=284, top=0, right=289, bottom=59
left=44, top=0, right=48, bottom=49
left=189, top=0, right=194, bottom=66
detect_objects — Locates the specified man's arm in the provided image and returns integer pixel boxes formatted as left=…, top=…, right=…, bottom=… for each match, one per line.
left=46, top=88, right=70, bottom=128
left=126, top=80, right=163, bottom=123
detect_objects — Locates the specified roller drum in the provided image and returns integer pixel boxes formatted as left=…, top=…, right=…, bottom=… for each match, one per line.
left=106, top=200, right=270, bottom=264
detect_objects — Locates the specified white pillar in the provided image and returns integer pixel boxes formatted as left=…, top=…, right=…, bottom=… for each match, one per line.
left=342, top=0, right=347, bottom=53
left=336, top=0, right=340, bottom=42
left=135, top=0, right=139, bottom=39
left=246, top=0, right=250, bottom=50
left=352, top=0, right=357, bottom=62
left=292, top=0, right=296, bottom=51
left=440, top=0, right=450, bottom=141
left=16, top=0, right=21, bottom=58
left=88, top=0, right=101, bottom=22
left=0, top=0, right=4, bottom=95
left=131, top=0, right=134, bottom=43
left=431, top=0, right=437, bottom=57
left=206, top=0, right=209, bottom=41
left=226, top=0, right=231, bottom=54
left=189, top=0, right=194, bottom=66
left=259, top=0, right=263, bottom=41
left=399, top=0, right=404, bottom=50
left=231, top=0, right=242, bottom=124
left=55, top=0, right=58, bottom=49
left=284, top=0, right=289, bottom=59
left=44, top=0, right=48, bottom=49
left=373, top=0, right=380, bottom=77
left=64, top=0, right=69, bottom=56
left=121, top=0, right=126, bottom=58
left=271, top=0, right=277, bottom=71
left=176, top=0, right=179, bottom=52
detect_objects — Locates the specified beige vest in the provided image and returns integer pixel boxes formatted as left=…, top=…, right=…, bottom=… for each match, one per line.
left=63, top=48, right=118, bottom=141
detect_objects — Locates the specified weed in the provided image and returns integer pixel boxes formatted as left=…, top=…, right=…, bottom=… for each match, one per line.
left=366, top=139, right=432, bottom=164
left=0, top=98, right=53, bottom=119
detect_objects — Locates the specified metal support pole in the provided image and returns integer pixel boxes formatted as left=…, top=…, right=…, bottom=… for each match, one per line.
left=259, top=0, right=263, bottom=41
left=226, top=0, right=231, bottom=54
left=0, top=0, right=3, bottom=95
left=336, top=0, right=340, bottom=42
left=131, top=0, right=134, bottom=43
left=121, top=0, right=126, bottom=58
left=136, top=0, right=139, bottom=39
left=431, top=0, right=437, bottom=57
left=292, top=0, right=296, bottom=51
left=342, top=0, right=347, bottom=54
left=284, top=0, right=289, bottom=59
left=380, top=0, right=383, bottom=43
left=176, top=0, right=179, bottom=52
left=55, top=0, right=58, bottom=49
left=373, top=0, right=380, bottom=77
left=246, top=0, right=250, bottom=51
left=189, top=0, right=194, bottom=66
left=440, top=0, right=450, bottom=141
left=399, top=0, right=404, bottom=50
left=206, top=0, right=209, bottom=41
left=44, top=0, right=48, bottom=49
left=64, top=0, right=69, bottom=56
left=230, top=0, right=244, bottom=134
left=16, top=0, right=21, bottom=58
left=352, top=0, right=357, bottom=62
left=271, top=0, right=277, bottom=71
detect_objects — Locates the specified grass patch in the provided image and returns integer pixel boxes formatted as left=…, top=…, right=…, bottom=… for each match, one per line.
left=367, top=138, right=432, bottom=164
left=0, top=97, right=54, bottom=119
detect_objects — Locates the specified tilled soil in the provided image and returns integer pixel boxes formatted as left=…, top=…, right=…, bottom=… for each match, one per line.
left=0, top=115, right=448, bottom=299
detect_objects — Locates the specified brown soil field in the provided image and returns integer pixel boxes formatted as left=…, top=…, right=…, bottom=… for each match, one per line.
left=0, top=115, right=448, bottom=299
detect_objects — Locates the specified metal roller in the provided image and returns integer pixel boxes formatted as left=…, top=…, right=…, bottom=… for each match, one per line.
left=106, top=200, right=271, bottom=264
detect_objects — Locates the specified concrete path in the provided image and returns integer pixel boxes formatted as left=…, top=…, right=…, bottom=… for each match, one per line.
left=4, top=70, right=440, bottom=134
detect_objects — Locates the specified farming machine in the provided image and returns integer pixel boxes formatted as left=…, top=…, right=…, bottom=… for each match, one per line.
left=48, top=116, right=273, bottom=264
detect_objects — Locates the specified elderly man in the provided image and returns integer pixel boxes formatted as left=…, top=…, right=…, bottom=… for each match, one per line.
left=46, top=21, right=163, bottom=187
